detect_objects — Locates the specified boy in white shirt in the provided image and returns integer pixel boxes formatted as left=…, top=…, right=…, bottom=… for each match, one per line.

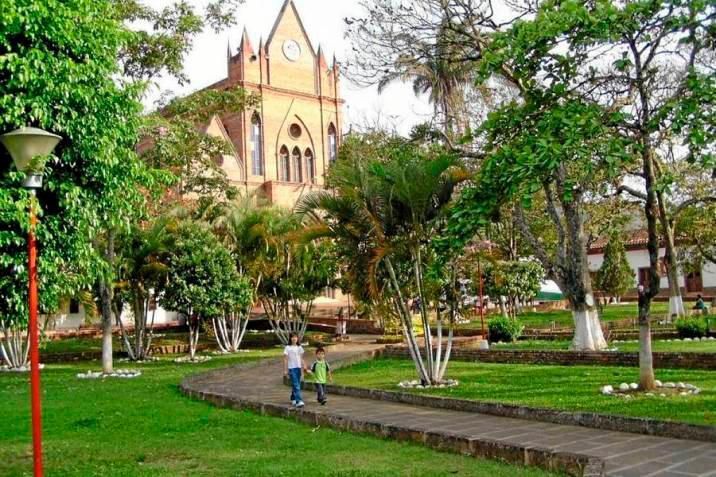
left=283, top=332, right=307, bottom=408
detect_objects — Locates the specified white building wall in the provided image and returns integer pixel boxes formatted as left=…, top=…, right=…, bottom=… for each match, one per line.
left=44, top=304, right=179, bottom=331
left=588, top=247, right=716, bottom=290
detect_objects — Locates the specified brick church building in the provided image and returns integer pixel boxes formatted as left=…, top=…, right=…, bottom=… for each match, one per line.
left=202, top=0, right=344, bottom=208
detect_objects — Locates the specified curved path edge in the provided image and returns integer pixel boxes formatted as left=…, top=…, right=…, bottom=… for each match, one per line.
left=179, top=339, right=716, bottom=477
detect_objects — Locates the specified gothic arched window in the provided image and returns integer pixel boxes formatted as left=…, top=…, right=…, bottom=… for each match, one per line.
left=328, top=123, right=337, bottom=163
left=291, top=147, right=303, bottom=183
left=251, top=113, right=264, bottom=176
left=279, top=146, right=290, bottom=182
left=305, top=148, right=315, bottom=184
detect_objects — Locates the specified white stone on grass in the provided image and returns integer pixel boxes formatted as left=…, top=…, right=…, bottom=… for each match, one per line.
left=76, top=369, right=141, bottom=379
left=600, top=385, right=613, bottom=395
left=629, top=383, right=638, bottom=390
left=619, top=383, right=630, bottom=391
left=173, top=355, right=212, bottom=364
left=655, top=380, right=663, bottom=387
left=664, top=382, right=676, bottom=388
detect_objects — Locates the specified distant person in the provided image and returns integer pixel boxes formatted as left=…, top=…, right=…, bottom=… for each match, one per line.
left=307, top=347, right=333, bottom=405
left=694, top=295, right=709, bottom=315
left=283, top=332, right=307, bottom=408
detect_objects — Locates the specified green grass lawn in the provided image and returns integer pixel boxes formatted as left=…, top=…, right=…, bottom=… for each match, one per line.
left=490, top=338, right=716, bottom=353
left=0, top=351, right=557, bottom=477
left=461, top=303, right=671, bottom=329
left=334, top=358, right=716, bottom=426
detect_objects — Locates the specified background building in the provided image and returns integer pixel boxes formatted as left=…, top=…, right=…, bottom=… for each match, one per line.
left=587, top=229, right=716, bottom=300
left=47, top=0, right=345, bottom=331
left=204, top=0, right=343, bottom=208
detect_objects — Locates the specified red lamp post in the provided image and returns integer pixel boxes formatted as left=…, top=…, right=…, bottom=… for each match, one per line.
left=1, top=127, right=62, bottom=477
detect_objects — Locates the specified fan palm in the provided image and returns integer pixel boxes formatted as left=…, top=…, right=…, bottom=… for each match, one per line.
left=298, top=137, right=467, bottom=384
left=377, top=22, right=471, bottom=137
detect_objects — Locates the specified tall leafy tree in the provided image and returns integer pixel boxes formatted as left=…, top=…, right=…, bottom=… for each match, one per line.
left=482, top=260, right=544, bottom=319
left=92, top=0, right=252, bottom=372
left=453, top=0, right=715, bottom=389
left=160, top=221, right=246, bottom=360
left=0, top=0, right=158, bottom=369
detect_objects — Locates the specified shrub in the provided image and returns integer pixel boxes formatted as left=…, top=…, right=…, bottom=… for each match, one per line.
left=488, top=316, right=524, bottom=343
left=675, top=317, right=708, bottom=338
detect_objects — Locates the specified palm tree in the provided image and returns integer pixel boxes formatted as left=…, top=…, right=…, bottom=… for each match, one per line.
left=298, top=135, right=467, bottom=384
left=212, top=200, right=335, bottom=345
left=113, top=217, right=174, bottom=361
left=377, top=22, right=471, bottom=137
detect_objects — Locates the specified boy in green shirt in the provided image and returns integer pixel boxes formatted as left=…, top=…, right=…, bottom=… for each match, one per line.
left=309, top=347, right=332, bottom=405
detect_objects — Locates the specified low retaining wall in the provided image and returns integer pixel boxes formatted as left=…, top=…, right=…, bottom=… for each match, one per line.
left=302, top=381, right=716, bottom=444
left=522, top=330, right=679, bottom=341
left=382, top=346, right=716, bottom=370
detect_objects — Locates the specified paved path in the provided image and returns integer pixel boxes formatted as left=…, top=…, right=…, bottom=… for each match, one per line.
left=181, top=338, right=716, bottom=477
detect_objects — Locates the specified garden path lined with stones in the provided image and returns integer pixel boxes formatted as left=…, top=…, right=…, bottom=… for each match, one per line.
left=180, top=337, right=716, bottom=477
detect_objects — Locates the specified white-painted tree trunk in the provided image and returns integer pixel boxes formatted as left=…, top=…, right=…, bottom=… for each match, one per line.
left=0, top=323, right=30, bottom=369
left=213, top=313, right=249, bottom=353
left=668, top=295, right=686, bottom=320
left=384, top=258, right=455, bottom=385
left=571, top=308, right=607, bottom=351
left=188, top=315, right=200, bottom=360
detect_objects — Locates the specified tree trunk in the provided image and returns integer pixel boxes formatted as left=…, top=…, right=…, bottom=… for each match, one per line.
left=0, top=322, right=30, bottom=369
left=638, top=293, right=656, bottom=390
left=98, top=231, right=115, bottom=374
left=384, top=257, right=430, bottom=383
left=657, top=192, right=685, bottom=320
left=571, top=306, right=606, bottom=351
left=99, top=279, right=114, bottom=374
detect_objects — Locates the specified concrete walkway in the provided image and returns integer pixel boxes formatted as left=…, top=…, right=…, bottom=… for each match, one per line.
left=180, top=338, right=716, bottom=477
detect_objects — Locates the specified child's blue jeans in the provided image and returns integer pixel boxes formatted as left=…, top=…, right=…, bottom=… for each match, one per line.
left=288, top=368, right=303, bottom=402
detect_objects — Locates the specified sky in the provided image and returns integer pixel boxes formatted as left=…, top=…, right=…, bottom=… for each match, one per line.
left=146, top=0, right=434, bottom=135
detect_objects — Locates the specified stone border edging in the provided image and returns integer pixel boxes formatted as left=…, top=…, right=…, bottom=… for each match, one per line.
left=181, top=350, right=605, bottom=477
left=179, top=385, right=604, bottom=477
left=294, top=348, right=716, bottom=443
left=300, top=381, right=716, bottom=443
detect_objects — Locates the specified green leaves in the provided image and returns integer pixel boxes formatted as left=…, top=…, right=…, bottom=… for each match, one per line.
left=1, top=0, right=153, bottom=324
left=160, top=220, right=250, bottom=320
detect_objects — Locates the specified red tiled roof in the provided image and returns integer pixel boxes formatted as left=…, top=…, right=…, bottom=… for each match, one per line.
left=588, top=229, right=689, bottom=254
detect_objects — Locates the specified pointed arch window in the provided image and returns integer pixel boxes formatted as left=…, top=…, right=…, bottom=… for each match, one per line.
left=251, top=113, right=264, bottom=176
left=305, top=148, right=315, bottom=184
left=328, top=123, right=337, bottom=163
left=291, top=147, right=303, bottom=183
left=279, top=146, right=290, bottom=182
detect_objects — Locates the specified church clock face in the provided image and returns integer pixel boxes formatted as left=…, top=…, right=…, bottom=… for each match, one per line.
left=282, top=39, right=301, bottom=62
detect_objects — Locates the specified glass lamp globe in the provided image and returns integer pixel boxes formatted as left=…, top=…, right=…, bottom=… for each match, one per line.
left=0, top=127, right=62, bottom=188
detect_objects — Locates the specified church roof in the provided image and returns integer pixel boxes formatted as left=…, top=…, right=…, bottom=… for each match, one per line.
left=266, top=0, right=316, bottom=58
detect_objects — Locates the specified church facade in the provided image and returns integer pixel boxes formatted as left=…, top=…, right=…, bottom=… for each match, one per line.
left=45, top=1, right=345, bottom=331
left=204, top=0, right=344, bottom=208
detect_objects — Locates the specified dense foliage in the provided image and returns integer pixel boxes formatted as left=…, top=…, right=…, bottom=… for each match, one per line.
left=675, top=317, right=709, bottom=339
left=487, top=316, right=524, bottom=343
left=0, top=0, right=156, bottom=330
left=482, top=260, right=544, bottom=318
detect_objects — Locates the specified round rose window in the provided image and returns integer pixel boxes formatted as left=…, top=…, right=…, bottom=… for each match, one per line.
left=289, top=123, right=302, bottom=139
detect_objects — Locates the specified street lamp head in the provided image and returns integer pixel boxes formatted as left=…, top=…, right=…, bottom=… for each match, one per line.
left=0, top=127, right=62, bottom=189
